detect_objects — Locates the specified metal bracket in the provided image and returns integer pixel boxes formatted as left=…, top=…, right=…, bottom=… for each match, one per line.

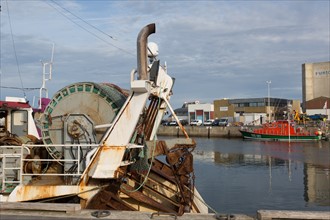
left=127, top=143, right=144, bottom=149
left=91, top=210, right=111, bottom=218
left=151, top=212, right=177, bottom=220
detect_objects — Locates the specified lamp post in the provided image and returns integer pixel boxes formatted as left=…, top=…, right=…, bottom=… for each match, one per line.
left=266, top=81, right=271, bottom=122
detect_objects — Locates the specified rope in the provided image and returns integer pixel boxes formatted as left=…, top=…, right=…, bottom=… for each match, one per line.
left=184, top=185, right=219, bottom=214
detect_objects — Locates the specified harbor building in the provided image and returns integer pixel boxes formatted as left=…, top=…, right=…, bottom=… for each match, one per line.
left=214, top=98, right=300, bottom=125
left=171, top=105, right=189, bottom=121
left=304, top=96, right=329, bottom=120
left=168, top=101, right=199, bottom=122
left=188, top=103, right=214, bottom=123
left=302, top=61, right=330, bottom=112
left=168, top=101, right=214, bottom=124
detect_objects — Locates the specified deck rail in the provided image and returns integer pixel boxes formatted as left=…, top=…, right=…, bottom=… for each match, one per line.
left=0, top=144, right=100, bottom=192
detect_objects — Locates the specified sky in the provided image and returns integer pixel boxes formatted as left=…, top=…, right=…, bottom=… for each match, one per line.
left=0, top=0, right=329, bottom=109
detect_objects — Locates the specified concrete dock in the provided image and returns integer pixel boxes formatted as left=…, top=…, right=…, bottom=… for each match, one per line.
left=157, top=126, right=243, bottom=138
left=0, top=202, right=252, bottom=220
left=1, top=203, right=330, bottom=220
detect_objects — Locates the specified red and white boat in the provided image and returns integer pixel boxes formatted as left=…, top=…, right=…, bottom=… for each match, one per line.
left=239, top=120, right=322, bottom=141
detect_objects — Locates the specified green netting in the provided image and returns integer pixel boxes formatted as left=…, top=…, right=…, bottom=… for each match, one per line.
left=99, top=83, right=127, bottom=109
left=130, top=145, right=149, bottom=175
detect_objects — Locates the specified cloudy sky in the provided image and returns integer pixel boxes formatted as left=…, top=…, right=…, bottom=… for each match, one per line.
left=0, top=0, right=329, bottom=109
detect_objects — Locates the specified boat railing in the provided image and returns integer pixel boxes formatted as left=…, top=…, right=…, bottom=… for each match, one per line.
left=0, top=145, right=30, bottom=193
left=1, top=143, right=100, bottom=192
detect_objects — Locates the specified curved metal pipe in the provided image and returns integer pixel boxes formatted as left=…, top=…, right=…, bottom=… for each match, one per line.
left=137, top=23, right=156, bottom=80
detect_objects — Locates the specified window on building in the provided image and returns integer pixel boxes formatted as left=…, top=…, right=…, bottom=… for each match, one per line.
left=204, top=112, right=209, bottom=120
left=189, top=112, right=195, bottom=120
left=239, top=103, right=249, bottom=107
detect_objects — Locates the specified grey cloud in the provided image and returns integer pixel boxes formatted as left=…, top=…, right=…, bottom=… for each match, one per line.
left=0, top=0, right=329, bottom=109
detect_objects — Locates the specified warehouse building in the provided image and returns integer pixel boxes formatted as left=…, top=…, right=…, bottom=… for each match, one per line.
left=214, top=98, right=300, bottom=125
left=302, top=61, right=330, bottom=113
left=188, top=103, right=214, bottom=123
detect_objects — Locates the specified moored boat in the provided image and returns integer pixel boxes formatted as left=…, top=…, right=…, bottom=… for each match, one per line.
left=239, top=120, right=322, bottom=141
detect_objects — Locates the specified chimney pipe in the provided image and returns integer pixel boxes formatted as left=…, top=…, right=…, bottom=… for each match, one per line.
left=137, top=23, right=156, bottom=80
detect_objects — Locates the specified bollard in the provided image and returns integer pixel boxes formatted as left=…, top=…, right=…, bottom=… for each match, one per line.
left=207, top=126, right=212, bottom=139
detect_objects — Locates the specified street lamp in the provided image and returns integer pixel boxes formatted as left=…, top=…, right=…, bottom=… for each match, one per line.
left=266, top=81, right=271, bottom=122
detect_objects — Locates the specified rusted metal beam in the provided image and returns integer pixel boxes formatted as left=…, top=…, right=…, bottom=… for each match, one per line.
left=87, top=189, right=135, bottom=211
left=120, top=183, right=177, bottom=214
left=144, top=97, right=160, bottom=139
left=121, top=169, right=181, bottom=208
left=151, top=159, right=176, bottom=182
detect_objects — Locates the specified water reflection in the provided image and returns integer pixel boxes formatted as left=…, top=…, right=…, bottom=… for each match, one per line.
left=190, top=138, right=330, bottom=214
left=304, top=164, right=330, bottom=206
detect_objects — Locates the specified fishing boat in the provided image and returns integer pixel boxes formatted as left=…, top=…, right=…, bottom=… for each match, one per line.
left=239, top=120, right=322, bottom=141
left=0, top=24, right=208, bottom=215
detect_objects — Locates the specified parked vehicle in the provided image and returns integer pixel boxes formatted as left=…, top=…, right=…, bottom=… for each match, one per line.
left=308, top=114, right=327, bottom=121
left=169, top=121, right=178, bottom=126
left=212, top=117, right=233, bottom=126
left=203, top=119, right=214, bottom=126
left=180, top=120, right=189, bottom=126
left=212, top=119, right=221, bottom=126
left=168, top=119, right=188, bottom=126
left=161, top=120, right=170, bottom=126
left=218, top=118, right=229, bottom=126
left=190, top=119, right=202, bottom=126
left=212, top=118, right=229, bottom=126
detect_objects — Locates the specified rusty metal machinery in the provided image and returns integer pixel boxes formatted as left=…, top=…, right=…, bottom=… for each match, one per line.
left=86, top=139, right=197, bottom=215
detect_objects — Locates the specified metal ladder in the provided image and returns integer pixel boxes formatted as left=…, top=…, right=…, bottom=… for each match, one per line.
left=0, top=149, right=22, bottom=193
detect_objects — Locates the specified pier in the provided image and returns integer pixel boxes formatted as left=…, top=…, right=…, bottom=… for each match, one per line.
left=157, top=126, right=242, bottom=138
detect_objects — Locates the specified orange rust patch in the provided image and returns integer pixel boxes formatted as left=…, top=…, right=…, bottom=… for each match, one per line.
left=17, top=185, right=57, bottom=201
left=102, top=145, right=126, bottom=151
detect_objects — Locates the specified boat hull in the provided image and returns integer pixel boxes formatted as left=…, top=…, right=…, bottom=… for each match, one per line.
left=239, top=130, right=322, bottom=141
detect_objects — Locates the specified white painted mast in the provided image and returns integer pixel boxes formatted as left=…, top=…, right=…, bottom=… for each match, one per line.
left=39, top=43, right=54, bottom=109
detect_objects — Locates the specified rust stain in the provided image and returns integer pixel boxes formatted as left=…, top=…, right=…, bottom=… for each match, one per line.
left=17, top=185, right=57, bottom=201
left=123, top=98, right=132, bottom=121
left=101, top=145, right=125, bottom=152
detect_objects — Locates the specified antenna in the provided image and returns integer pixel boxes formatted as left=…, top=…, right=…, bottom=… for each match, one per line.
left=39, top=43, right=55, bottom=109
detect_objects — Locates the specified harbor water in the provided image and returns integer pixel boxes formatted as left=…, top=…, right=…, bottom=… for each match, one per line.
left=182, top=137, right=329, bottom=215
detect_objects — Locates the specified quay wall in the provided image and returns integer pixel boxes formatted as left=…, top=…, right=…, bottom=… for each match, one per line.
left=157, top=125, right=326, bottom=138
left=157, top=126, right=243, bottom=138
